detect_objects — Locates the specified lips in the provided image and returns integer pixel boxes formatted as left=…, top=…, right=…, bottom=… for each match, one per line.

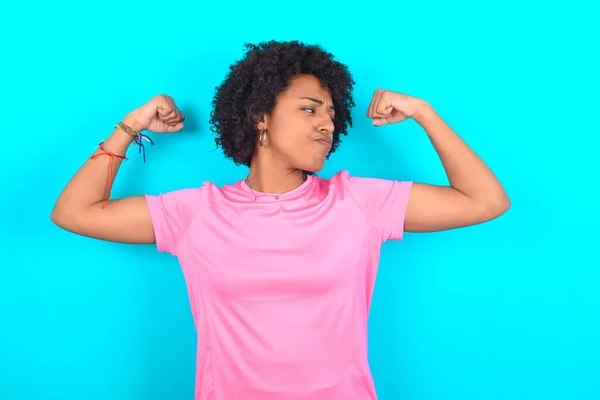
left=315, top=137, right=332, bottom=149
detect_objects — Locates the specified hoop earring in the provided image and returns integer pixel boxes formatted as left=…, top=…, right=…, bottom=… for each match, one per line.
left=259, top=129, right=267, bottom=147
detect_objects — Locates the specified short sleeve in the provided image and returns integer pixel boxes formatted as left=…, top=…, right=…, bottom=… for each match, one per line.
left=145, top=187, right=205, bottom=255
left=342, top=172, right=413, bottom=241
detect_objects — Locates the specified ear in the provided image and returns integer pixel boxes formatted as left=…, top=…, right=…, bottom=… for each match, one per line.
left=254, top=114, right=267, bottom=130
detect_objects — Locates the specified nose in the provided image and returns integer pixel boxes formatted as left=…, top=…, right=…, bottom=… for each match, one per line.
left=318, top=115, right=335, bottom=134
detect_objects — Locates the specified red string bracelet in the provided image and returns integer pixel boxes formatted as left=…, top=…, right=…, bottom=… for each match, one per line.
left=90, top=142, right=127, bottom=208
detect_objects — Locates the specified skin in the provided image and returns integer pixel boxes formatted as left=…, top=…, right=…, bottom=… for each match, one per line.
left=246, top=74, right=336, bottom=194
left=50, top=73, right=510, bottom=243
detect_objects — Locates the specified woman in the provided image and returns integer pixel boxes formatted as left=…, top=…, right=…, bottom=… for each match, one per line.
left=51, top=40, right=510, bottom=399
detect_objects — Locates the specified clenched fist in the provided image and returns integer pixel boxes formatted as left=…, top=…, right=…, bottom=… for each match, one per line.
left=125, top=94, right=185, bottom=133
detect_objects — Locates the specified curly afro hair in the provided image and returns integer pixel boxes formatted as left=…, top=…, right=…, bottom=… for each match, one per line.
left=209, top=40, right=356, bottom=168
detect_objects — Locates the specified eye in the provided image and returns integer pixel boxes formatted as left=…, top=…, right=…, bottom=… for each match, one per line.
left=303, top=107, right=335, bottom=122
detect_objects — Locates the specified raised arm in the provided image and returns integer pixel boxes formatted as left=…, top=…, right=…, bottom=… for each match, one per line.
left=367, top=89, right=510, bottom=233
left=50, top=94, right=185, bottom=243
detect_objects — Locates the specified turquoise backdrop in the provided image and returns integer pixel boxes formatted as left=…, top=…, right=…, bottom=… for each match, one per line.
left=1, top=1, right=598, bottom=399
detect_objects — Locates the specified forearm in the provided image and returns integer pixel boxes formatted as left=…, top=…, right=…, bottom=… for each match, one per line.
left=413, top=101, right=509, bottom=208
left=52, top=115, right=142, bottom=215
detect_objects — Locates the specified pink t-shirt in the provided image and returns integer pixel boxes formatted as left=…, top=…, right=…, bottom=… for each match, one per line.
left=145, top=170, right=412, bottom=400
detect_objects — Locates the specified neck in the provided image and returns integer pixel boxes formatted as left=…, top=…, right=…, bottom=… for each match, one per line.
left=246, top=156, right=305, bottom=194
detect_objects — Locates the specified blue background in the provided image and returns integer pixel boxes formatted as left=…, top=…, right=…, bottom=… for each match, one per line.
left=1, top=1, right=598, bottom=399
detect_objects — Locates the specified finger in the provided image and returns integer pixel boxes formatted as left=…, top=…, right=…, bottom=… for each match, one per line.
left=167, top=97, right=180, bottom=116
left=372, top=117, right=387, bottom=126
left=155, top=95, right=172, bottom=115
left=373, top=93, right=392, bottom=118
left=369, top=89, right=383, bottom=118
left=157, top=95, right=178, bottom=118
left=158, top=110, right=175, bottom=122
left=164, top=96, right=184, bottom=121
left=174, top=106, right=184, bottom=122
left=162, top=116, right=180, bottom=127
left=375, top=104, right=394, bottom=118
left=157, top=102, right=172, bottom=117
left=370, top=89, right=390, bottom=119
left=366, top=96, right=373, bottom=118
left=370, top=97, right=382, bottom=118
left=158, top=103, right=177, bottom=120
left=367, top=90, right=377, bottom=118
left=163, top=109, right=183, bottom=124
left=366, top=92, right=378, bottom=118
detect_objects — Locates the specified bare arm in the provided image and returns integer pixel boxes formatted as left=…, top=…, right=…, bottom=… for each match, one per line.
left=405, top=102, right=510, bottom=232
left=50, top=95, right=184, bottom=243
left=367, top=89, right=510, bottom=232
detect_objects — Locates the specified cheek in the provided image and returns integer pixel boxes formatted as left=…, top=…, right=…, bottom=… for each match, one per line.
left=271, top=121, right=310, bottom=149
left=268, top=116, right=326, bottom=165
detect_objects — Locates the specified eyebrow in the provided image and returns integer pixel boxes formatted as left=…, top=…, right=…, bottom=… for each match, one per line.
left=300, top=97, right=335, bottom=111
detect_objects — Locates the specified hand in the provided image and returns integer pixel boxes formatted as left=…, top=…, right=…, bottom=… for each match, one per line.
left=366, top=89, right=425, bottom=126
left=125, top=94, right=185, bottom=133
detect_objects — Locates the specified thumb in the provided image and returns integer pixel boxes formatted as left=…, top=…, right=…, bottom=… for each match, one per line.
left=373, top=112, right=407, bottom=126
left=165, top=122, right=184, bottom=132
left=372, top=117, right=392, bottom=126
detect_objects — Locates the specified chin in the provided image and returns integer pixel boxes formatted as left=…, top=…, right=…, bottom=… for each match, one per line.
left=300, top=160, right=325, bottom=174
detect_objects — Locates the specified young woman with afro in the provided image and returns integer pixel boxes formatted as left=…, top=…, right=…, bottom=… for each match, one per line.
left=52, top=40, right=510, bottom=399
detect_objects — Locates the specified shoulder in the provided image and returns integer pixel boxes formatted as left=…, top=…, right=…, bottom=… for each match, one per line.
left=313, top=169, right=354, bottom=189
left=322, top=171, right=413, bottom=241
left=152, top=178, right=246, bottom=199
left=144, top=185, right=207, bottom=222
left=146, top=185, right=206, bottom=203
left=318, top=169, right=411, bottom=194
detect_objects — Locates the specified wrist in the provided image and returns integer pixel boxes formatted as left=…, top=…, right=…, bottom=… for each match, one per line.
left=412, top=100, right=435, bottom=124
left=122, top=114, right=145, bottom=133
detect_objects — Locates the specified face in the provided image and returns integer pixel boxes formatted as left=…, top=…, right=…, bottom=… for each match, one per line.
left=257, top=74, right=336, bottom=173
